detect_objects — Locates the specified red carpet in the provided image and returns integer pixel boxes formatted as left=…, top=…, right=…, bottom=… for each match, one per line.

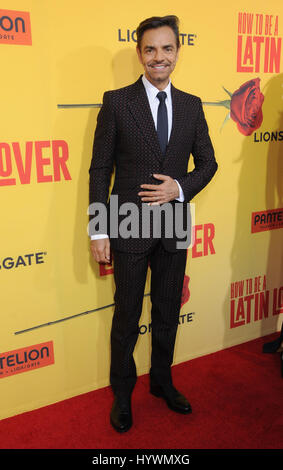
left=0, top=333, right=282, bottom=450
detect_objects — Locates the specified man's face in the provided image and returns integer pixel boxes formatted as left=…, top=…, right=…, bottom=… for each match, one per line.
left=136, top=26, right=180, bottom=90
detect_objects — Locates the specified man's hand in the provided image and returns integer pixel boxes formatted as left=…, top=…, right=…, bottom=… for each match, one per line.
left=138, top=174, right=179, bottom=205
left=90, top=238, right=111, bottom=264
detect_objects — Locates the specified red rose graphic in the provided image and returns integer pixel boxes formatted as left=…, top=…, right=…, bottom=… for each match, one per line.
left=230, top=78, right=264, bottom=136
left=181, top=275, right=190, bottom=307
left=203, top=78, right=265, bottom=136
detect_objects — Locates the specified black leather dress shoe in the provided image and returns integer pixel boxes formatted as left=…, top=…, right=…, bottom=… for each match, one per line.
left=150, top=383, right=192, bottom=414
left=110, top=397, right=132, bottom=433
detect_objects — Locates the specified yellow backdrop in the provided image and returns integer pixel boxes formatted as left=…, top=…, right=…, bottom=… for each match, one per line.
left=1, top=0, right=282, bottom=420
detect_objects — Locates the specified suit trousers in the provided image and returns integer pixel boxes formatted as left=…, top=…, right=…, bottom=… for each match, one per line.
left=110, top=240, right=187, bottom=398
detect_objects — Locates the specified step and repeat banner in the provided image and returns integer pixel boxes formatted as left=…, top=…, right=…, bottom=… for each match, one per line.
left=1, top=0, right=282, bottom=420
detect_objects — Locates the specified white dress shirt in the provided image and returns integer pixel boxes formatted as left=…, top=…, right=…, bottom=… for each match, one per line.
left=142, top=74, right=173, bottom=142
left=141, top=75, right=184, bottom=202
left=90, top=75, right=184, bottom=240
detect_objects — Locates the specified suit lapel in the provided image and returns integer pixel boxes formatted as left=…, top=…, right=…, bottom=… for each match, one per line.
left=127, top=77, right=163, bottom=161
left=165, top=84, right=184, bottom=157
left=127, top=77, right=185, bottom=162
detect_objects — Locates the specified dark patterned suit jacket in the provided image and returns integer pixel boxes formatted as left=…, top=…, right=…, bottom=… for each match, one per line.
left=89, top=75, right=217, bottom=253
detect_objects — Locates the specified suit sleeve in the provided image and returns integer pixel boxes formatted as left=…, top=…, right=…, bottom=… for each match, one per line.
left=89, top=91, right=116, bottom=208
left=177, top=98, right=218, bottom=202
left=88, top=92, right=116, bottom=238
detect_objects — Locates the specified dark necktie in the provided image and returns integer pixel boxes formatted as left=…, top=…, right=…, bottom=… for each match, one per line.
left=157, top=91, right=168, bottom=155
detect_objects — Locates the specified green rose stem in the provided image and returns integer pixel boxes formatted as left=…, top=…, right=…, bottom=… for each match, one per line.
left=202, top=99, right=231, bottom=109
left=202, top=87, right=233, bottom=130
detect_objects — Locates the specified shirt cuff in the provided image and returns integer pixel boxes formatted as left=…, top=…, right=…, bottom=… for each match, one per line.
left=90, top=234, right=109, bottom=240
left=174, top=180, right=185, bottom=202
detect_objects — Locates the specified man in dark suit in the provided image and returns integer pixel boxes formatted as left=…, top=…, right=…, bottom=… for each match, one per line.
left=89, top=15, right=217, bottom=432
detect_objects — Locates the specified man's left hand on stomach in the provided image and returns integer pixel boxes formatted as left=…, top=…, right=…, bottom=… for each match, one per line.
left=138, top=174, right=179, bottom=205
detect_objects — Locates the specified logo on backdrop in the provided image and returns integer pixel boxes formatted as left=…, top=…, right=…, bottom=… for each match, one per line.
left=117, top=28, right=197, bottom=46
left=236, top=12, right=281, bottom=73
left=0, top=252, right=47, bottom=270
left=253, top=130, right=283, bottom=143
left=204, top=14, right=281, bottom=136
left=0, top=341, right=54, bottom=378
left=0, top=9, right=32, bottom=45
left=139, top=311, right=195, bottom=336
left=230, top=275, right=283, bottom=328
left=251, top=208, right=283, bottom=233
left=0, top=140, right=72, bottom=186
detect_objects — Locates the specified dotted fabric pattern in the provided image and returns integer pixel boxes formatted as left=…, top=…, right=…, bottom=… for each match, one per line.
left=89, top=75, right=218, bottom=253
left=110, top=242, right=187, bottom=396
